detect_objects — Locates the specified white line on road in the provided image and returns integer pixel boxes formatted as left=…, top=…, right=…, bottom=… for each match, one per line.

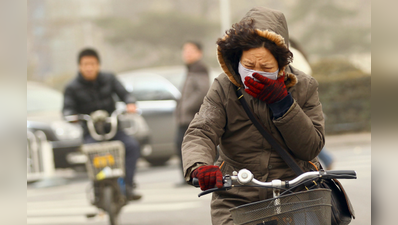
left=27, top=202, right=203, bottom=224
left=27, top=206, right=97, bottom=217
left=27, top=215, right=107, bottom=225
left=122, top=201, right=202, bottom=213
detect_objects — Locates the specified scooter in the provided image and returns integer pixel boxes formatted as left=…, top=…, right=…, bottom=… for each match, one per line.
left=66, top=109, right=129, bottom=225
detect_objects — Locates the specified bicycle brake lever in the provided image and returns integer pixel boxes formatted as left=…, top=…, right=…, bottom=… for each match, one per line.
left=198, top=186, right=231, bottom=197
left=197, top=175, right=233, bottom=197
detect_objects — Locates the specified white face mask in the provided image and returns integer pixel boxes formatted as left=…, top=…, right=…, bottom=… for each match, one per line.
left=238, top=62, right=279, bottom=88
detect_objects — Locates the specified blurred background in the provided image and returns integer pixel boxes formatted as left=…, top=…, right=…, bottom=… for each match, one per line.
left=27, top=0, right=371, bottom=133
left=26, top=0, right=371, bottom=225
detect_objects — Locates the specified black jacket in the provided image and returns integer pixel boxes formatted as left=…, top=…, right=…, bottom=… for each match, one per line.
left=62, top=72, right=135, bottom=116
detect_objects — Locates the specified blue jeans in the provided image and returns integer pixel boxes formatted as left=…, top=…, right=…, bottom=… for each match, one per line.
left=318, top=148, right=333, bottom=169
left=84, top=130, right=140, bottom=186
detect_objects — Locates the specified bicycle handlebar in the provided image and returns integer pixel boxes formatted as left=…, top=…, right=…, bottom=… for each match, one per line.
left=193, top=169, right=356, bottom=197
left=65, top=109, right=126, bottom=141
left=320, top=170, right=357, bottom=179
left=192, top=178, right=199, bottom=187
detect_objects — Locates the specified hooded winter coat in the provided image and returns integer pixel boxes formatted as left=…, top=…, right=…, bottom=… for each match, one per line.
left=181, top=7, right=325, bottom=225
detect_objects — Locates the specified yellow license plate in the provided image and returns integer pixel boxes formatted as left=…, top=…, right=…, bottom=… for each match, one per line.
left=92, top=154, right=115, bottom=168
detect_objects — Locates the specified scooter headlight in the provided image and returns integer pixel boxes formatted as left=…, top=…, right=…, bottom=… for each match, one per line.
left=51, top=121, right=83, bottom=140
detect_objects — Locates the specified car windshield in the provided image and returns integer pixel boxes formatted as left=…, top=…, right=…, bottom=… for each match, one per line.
left=27, top=85, right=63, bottom=113
left=118, top=74, right=180, bottom=101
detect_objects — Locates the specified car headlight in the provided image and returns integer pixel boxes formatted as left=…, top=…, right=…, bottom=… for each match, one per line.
left=51, top=121, right=83, bottom=140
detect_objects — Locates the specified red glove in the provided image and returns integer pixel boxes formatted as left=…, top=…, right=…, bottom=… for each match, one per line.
left=244, top=73, right=288, bottom=104
left=191, top=165, right=223, bottom=191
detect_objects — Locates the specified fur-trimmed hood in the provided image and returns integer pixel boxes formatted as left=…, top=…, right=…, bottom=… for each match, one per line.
left=217, top=6, right=298, bottom=89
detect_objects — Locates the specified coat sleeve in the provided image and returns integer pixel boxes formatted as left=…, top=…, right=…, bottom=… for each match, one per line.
left=113, top=76, right=136, bottom=104
left=62, top=85, right=78, bottom=116
left=273, top=77, right=325, bottom=161
left=182, top=78, right=226, bottom=182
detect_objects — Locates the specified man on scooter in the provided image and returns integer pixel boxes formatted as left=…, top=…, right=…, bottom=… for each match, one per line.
left=62, top=48, right=142, bottom=201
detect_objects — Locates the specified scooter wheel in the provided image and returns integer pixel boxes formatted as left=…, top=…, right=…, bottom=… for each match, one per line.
left=103, top=186, right=119, bottom=225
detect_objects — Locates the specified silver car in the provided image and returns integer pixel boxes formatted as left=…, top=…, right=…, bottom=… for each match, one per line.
left=128, top=66, right=221, bottom=91
left=118, top=72, right=181, bottom=166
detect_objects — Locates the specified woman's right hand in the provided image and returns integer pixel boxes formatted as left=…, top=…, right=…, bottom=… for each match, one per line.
left=191, top=165, right=223, bottom=190
left=244, top=73, right=288, bottom=104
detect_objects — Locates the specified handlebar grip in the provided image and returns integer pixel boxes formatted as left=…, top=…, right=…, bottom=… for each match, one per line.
left=324, top=170, right=357, bottom=179
left=64, top=115, right=79, bottom=122
left=192, top=178, right=200, bottom=188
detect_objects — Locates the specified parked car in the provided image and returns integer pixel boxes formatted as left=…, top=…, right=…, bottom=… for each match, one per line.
left=117, top=72, right=182, bottom=166
left=27, top=81, right=150, bottom=169
left=126, top=65, right=221, bottom=92
left=117, top=66, right=224, bottom=166
left=27, top=82, right=84, bottom=169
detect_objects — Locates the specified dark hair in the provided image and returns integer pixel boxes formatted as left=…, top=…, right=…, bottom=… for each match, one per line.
left=216, top=19, right=292, bottom=75
left=78, top=48, right=100, bottom=64
left=184, top=41, right=202, bottom=52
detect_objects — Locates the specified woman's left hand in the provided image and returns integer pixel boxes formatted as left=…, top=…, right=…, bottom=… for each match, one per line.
left=244, top=73, right=288, bottom=104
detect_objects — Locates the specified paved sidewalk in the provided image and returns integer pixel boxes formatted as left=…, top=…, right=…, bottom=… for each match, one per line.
left=325, top=132, right=371, bottom=148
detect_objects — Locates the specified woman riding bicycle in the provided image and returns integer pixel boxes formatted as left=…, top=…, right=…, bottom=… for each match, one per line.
left=182, top=7, right=325, bottom=225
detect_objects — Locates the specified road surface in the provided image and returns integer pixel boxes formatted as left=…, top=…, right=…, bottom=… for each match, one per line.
left=27, top=132, right=371, bottom=225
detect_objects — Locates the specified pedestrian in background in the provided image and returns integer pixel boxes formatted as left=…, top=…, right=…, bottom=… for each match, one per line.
left=175, top=41, right=210, bottom=186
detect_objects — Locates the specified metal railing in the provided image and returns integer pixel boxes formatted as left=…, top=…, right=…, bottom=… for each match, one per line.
left=27, top=130, right=54, bottom=183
